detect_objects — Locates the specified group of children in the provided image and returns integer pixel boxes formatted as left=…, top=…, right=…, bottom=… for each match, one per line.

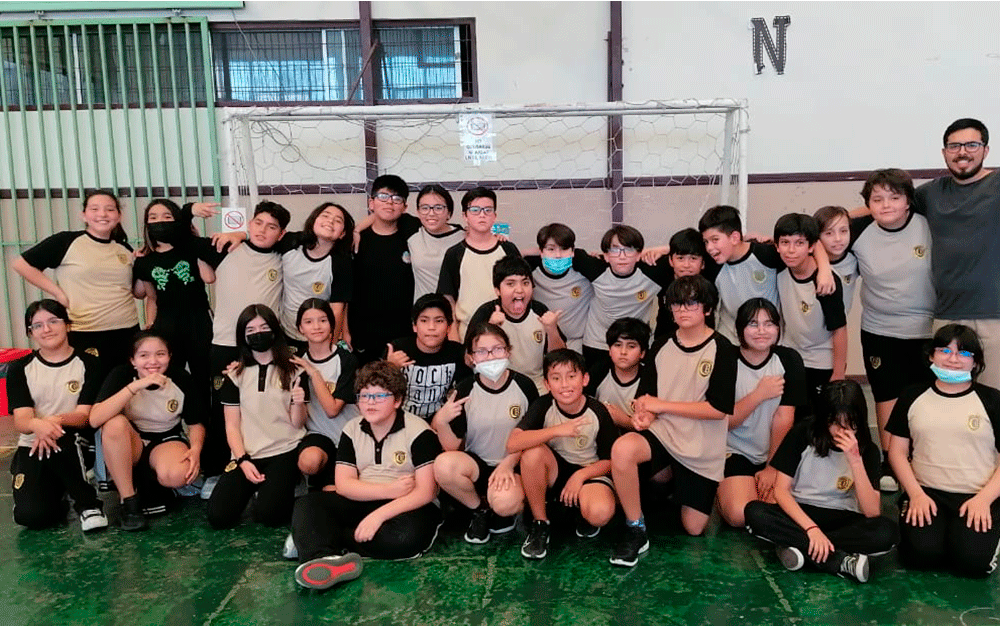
left=6, top=168, right=1000, bottom=592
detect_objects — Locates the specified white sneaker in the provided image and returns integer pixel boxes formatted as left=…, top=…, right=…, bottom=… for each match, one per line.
left=283, top=533, right=299, bottom=560
left=200, top=475, right=220, bottom=500
left=80, top=508, right=108, bottom=532
left=839, top=553, right=870, bottom=583
left=776, top=546, right=804, bottom=571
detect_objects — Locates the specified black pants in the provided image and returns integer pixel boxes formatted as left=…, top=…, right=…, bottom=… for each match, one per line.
left=153, top=309, right=213, bottom=408
left=203, top=344, right=238, bottom=476
left=745, top=501, right=898, bottom=573
left=206, top=450, right=301, bottom=529
left=292, top=491, right=441, bottom=562
left=796, top=368, right=833, bottom=423
left=69, top=326, right=139, bottom=377
left=10, top=433, right=102, bottom=529
left=899, top=487, right=1000, bottom=577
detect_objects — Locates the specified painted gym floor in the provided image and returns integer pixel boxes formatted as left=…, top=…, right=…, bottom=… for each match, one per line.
left=0, top=428, right=997, bottom=624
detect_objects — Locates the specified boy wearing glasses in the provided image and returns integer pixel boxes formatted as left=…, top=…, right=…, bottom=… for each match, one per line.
left=773, top=213, right=847, bottom=421
left=291, top=360, right=442, bottom=591
left=466, top=257, right=566, bottom=393
left=438, top=187, right=520, bottom=340
left=349, top=175, right=422, bottom=365
left=610, top=276, right=737, bottom=566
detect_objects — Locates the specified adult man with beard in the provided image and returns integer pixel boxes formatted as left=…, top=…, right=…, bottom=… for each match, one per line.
left=912, top=118, right=1000, bottom=387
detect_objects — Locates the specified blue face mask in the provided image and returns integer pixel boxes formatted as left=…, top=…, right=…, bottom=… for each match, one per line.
left=542, top=256, right=573, bottom=275
left=930, top=363, right=973, bottom=384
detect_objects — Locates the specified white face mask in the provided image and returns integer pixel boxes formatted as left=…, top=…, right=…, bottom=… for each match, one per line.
left=475, top=358, right=509, bottom=382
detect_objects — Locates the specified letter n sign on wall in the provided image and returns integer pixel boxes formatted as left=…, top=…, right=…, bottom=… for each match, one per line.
left=752, top=16, right=791, bottom=74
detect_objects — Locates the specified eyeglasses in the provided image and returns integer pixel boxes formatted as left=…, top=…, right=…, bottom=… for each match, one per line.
left=944, top=141, right=985, bottom=153
left=669, top=300, right=702, bottom=311
left=358, top=391, right=394, bottom=403
left=607, top=246, right=637, bottom=257
left=747, top=320, right=778, bottom=330
left=374, top=192, right=405, bottom=205
left=28, top=318, right=66, bottom=332
left=935, top=346, right=975, bottom=359
left=472, top=346, right=509, bottom=359
left=466, top=206, right=496, bottom=216
left=417, top=204, right=448, bottom=214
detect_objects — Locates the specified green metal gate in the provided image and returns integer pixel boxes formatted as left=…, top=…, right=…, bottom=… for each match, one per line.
left=0, top=16, right=221, bottom=347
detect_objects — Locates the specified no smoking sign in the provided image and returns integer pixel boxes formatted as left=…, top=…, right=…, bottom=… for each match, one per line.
left=221, top=207, right=247, bottom=233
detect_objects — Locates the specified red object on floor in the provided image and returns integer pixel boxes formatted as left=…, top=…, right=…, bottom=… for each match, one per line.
left=0, top=349, right=32, bottom=416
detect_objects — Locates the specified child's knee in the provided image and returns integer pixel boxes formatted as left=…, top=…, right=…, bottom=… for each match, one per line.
left=681, top=507, right=710, bottom=536
left=488, top=485, right=524, bottom=517
left=101, top=415, right=130, bottom=440
left=611, top=433, right=644, bottom=467
left=581, top=492, right=616, bottom=527
left=298, top=448, right=327, bottom=476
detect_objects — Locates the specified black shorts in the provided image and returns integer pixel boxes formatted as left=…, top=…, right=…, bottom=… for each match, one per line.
left=466, top=451, right=498, bottom=497
left=297, top=433, right=338, bottom=461
left=135, top=423, right=188, bottom=468
left=861, top=330, right=934, bottom=403
left=547, top=452, right=612, bottom=500
left=639, top=430, right=718, bottom=515
left=724, top=453, right=765, bottom=478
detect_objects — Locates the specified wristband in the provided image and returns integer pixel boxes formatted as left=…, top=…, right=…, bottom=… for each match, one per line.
left=236, top=453, right=252, bottom=466
left=804, top=525, right=819, bottom=533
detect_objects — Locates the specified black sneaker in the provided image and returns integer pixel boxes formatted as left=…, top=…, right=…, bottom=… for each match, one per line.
left=521, top=520, right=550, bottom=559
left=120, top=495, right=148, bottom=531
left=575, top=514, right=600, bottom=539
left=879, top=461, right=899, bottom=492
left=838, top=553, right=869, bottom=583
left=294, top=553, right=363, bottom=590
left=489, top=513, right=517, bottom=535
left=609, top=525, right=649, bottom=567
left=464, top=505, right=491, bottom=544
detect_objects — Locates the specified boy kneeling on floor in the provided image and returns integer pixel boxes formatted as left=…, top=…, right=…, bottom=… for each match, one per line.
left=291, top=360, right=442, bottom=591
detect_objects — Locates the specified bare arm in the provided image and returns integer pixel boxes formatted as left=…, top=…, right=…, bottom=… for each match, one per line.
left=197, top=259, right=216, bottom=284
left=331, top=302, right=346, bottom=343
left=140, top=281, right=157, bottom=328
left=830, top=326, right=848, bottom=381
left=223, top=405, right=247, bottom=459
left=12, top=257, right=68, bottom=306
left=635, top=395, right=726, bottom=421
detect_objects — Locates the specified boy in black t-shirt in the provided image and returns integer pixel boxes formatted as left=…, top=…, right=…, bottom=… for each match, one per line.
left=385, top=294, right=471, bottom=421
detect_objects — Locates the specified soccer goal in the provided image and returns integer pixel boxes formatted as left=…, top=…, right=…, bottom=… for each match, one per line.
left=222, top=99, right=748, bottom=248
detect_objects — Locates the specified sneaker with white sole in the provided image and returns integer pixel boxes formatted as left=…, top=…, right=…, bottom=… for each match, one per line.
left=79, top=508, right=108, bottom=532
left=838, top=553, right=870, bottom=583
left=294, top=553, right=364, bottom=590
left=464, top=506, right=491, bottom=544
left=609, top=525, right=649, bottom=567
left=575, top=515, right=600, bottom=539
left=282, top=533, right=299, bottom=560
left=520, top=520, right=550, bottom=559
left=776, top=546, right=804, bottom=571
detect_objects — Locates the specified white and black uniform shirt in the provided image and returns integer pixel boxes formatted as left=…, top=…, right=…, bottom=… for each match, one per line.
left=438, top=240, right=521, bottom=339
left=777, top=269, right=846, bottom=370
left=526, top=251, right=595, bottom=353
left=337, top=409, right=441, bottom=484
left=220, top=363, right=309, bottom=459
left=205, top=241, right=285, bottom=347
left=771, top=421, right=880, bottom=513
left=21, top=231, right=138, bottom=332
left=279, top=233, right=352, bottom=342
left=830, top=252, right=859, bottom=316
left=727, top=346, right=807, bottom=464
left=637, top=332, right=738, bottom=481
left=386, top=336, right=471, bottom=421
left=714, top=242, right=783, bottom=344
left=6, top=350, right=101, bottom=448
left=303, top=347, right=359, bottom=445
left=850, top=213, right=934, bottom=339
left=449, top=371, right=539, bottom=466
left=887, top=381, right=1000, bottom=494
left=586, top=361, right=640, bottom=418
left=409, top=225, right=465, bottom=303
left=96, top=365, right=205, bottom=435
left=516, top=395, right=618, bottom=467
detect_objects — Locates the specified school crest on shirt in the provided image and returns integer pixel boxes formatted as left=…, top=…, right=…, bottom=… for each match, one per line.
left=167, top=399, right=179, bottom=413
left=267, top=268, right=279, bottom=282
left=326, top=381, right=337, bottom=394
left=312, top=281, right=325, bottom=294
left=914, top=245, right=926, bottom=259
left=393, top=450, right=407, bottom=466
left=117, top=253, right=129, bottom=265
left=575, top=435, right=588, bottom=450
left=636, top=290, right=648, bottom=302
left=968, top=415, right=982, bottom=431
left=13, top=474, right=24, bottom=489
left=752, top=270, right=766, bottom=284
left=835, top=476, right=853, bottom=492
left=697, top=360, right=713, bottom=377
left=800, top=301, right=811, bottom=314
left=571, top=286, right=582, bottom=298
left=533, top=330, right=544, bottom=344
left=509, top=405, right=522, bottom=420
left=843, top=275, right=853, bottom=285
left=85, top=347, right=99, bottom=357
left=869, top=356, right=881, bottom=370
left=213, top=376, right=225, bottom=391
left=66, top=380, right=81, bottom=393
left=225, top=461, right=237, bottom=472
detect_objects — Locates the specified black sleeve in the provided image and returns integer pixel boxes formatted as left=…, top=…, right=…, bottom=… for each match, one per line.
left=172, top=369, right=205, bottom=426
left=96, top=365, right=137, bottom=403
left=589, top=398, right=619, bottom=460
left=4, top=358, right=33, bottom=410
left=572, top=249, right=607, bottom=282
left=975, top=384, right=1000, bottom=453
left=20, top=231, right=81, bottom=270
left=448, top=377, right=475, bottom=439
left=132, top=255, right=152, bottom=283
left=524, top=255, right=542, bottom=270
left=860, top=441, right=881, bottom=489
left=774, top=346, right=808, bottom=408
left=815, top=273, right=847, bottom=331
left=636, top=336, right=670, bottom=398
left=411, top=427, right=443, bottom=468
left=337, top=432, right=357, bottom=467
left=500, top=240, right=521, bottom=258
left=76, top=352, right=103, bottom=405
left=848, top=216, right=874, bottom=250
left=448, top=343, right=473, bottom=383
left=327, top=253, right=353, bottom=303
left=191, top=236, right=227, bottom=268
left=770, top=421, right=810, bottom=477
left=273, top=230, right=303, bottom=255
left=912, top=182, right=930, bottom=216
left=516, top=395, right=553, bottom=431
left=512, top=372, right=541, bottom=405
left=398, top=213, right=422, bottom=239
left=705, top=335, right=738, bottom=415
left=886, top=383, right=929, bottom=439
left=219, top=372, right=241, bottom=405
left=700, top=258, right=721, bottom=283
left=436, top=243, right=464, bottom=298
left=637, top=256, right=675, bottom=287
left=752, top=241, right=785, bottom=270
left=333, top=350, right=358, bottom=403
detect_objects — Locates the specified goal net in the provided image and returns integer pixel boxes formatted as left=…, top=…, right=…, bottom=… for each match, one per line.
left=223, top=99, right=748, bottom=250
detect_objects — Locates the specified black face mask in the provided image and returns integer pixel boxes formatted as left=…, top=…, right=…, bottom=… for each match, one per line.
left=246, top=331, right=275, bottom=352
left=148, top=221, right=182, bottom=245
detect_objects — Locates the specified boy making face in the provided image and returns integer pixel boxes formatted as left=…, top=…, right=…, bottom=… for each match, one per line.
left=506, top=349, right=618, bottom=559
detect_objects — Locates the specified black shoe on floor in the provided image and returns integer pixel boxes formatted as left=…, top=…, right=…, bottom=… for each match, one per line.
left=521, top=520, right=550, bottom=559
left=120, top=495, right=148, bottom=531
left=464, top=505, right=491, bottom=544
left=609, top=525, right=649, bottom=567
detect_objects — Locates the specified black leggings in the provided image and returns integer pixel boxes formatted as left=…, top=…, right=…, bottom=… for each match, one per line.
left=745, top=501, right=898, bottom=573
left=206, top=450, right=301, bottom=529
left=69, top=326, right=139, bottom=376
left=899, top=487, right=1000, bottom=577
left=291, top=491, right=441, bottom=562
left=10, top=433, right=102, bottom=529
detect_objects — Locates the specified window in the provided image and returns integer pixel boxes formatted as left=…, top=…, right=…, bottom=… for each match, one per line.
left=211, top=20, right=476, bottom=105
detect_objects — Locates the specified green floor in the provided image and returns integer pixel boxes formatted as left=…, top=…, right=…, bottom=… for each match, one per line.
left=1, top=458, right=998, bottom=626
